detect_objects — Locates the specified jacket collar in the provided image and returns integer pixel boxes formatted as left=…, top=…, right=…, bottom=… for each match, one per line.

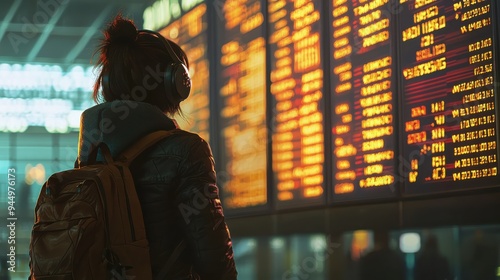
left=77, top=100, right=177, bottom=166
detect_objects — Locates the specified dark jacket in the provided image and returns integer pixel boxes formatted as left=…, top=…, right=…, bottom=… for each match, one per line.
left=77, top=101, right=237, bottom=280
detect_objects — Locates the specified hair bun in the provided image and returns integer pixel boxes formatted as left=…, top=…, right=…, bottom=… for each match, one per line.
left=106, top=15, right=138, bottom=44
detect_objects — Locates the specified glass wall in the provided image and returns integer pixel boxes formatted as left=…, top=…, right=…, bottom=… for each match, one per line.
left=231, top=225, right=500, bottom=280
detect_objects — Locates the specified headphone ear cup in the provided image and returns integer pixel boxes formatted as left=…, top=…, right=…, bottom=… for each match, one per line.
left=163, top=62, right=191, bottom=103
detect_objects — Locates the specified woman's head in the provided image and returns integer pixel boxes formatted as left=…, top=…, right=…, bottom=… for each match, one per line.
left=93, top=15, right=190, bottom=115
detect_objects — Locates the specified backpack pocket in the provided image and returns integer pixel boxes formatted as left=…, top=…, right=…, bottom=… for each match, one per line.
left=30, top=216, right=107, bottom=279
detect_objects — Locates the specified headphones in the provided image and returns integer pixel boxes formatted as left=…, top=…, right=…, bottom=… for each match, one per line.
left=102, top=29, right=191, bottom=104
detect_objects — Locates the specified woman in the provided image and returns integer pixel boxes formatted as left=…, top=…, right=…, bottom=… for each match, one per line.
left=77, top=15, right=237, bottom=279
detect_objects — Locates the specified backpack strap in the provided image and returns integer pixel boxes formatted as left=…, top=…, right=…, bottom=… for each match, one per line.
left=118, top=130, right=178, bottom=166
left=88, top=143, right=114, bottom=165
left=119, top=129, right=187, bottom=278
left=76, top=143, right=114, bottom=168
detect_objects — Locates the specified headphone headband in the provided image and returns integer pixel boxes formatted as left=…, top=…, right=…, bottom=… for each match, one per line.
left=138, top=29, right=184, bottom=65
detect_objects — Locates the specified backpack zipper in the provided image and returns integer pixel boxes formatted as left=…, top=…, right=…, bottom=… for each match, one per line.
left=46, top=180, right=86, bottom=196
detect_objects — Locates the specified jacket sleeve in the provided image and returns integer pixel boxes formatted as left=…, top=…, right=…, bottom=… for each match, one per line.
left=175, top=136, right=237, bottom=280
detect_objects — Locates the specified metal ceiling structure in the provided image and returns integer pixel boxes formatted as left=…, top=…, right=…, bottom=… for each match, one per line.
left=0, top=0, right=155, bottom=66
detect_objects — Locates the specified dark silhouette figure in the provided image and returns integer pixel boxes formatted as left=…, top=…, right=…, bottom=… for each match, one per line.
left=468, top=230, right=498, bottom=280
left=359, top=231, right=406, bottom=280
left=414, top=235, right=453, bottom=280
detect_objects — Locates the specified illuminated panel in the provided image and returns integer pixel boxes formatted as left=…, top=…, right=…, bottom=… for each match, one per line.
left=0, top=64, right=94, bottom=133
left=216, top=0, right=267, bottom=211
left=269, top=0, right=325, bottom=208
left=330, top=0, right=398, bottom=202
left=399, top=0, right=499, bottom=194
left=159, top=4, right=210, bottom=141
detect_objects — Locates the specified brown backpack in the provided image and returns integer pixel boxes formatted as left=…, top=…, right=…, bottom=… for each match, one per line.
left=29, top=131, right=175, bottom=280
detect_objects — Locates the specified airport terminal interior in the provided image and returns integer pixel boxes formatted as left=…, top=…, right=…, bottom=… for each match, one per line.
left=1, top=0, right=500, bottom=279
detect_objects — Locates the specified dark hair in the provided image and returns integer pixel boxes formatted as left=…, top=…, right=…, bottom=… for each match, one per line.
left=92, top=14, right=189, bottom=115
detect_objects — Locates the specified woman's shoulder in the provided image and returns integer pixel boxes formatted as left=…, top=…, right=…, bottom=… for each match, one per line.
left=164, top=129, right=206, bottom=144
left=152, top=129, right=212, bottom=157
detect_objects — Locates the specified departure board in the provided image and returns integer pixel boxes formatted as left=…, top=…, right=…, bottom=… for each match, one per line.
left=269, top=0, right=325, bottom=208
left=216, top=0, right=268, bottom=211
left=330, top=0, right=398, bottom=202
left=399, top=0, right=499, bottom=194
left=159, top=4, right=210, bottom=141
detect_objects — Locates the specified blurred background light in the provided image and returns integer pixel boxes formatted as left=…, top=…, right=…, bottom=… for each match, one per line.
left=400, top=232, right=421, bottom=253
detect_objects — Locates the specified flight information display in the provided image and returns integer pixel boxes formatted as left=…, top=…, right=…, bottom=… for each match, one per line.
left=269, top=0, right=325, bottom=208
left=159, top=4, right=210, bottom=141
left=216, top=0, right=268, bottom=211
left=399, top=0, right=499, bottom=194
left=330, top=0, right=398, bottom=202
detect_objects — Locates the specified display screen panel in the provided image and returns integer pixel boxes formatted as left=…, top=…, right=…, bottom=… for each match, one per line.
left=216, top=0, right=268, bottom=211
left=399, top=0, right=499, bottom=194
left=269, top=0, right=326, bottom=209
left=192, top=0, right=500, bottom=212
left=330, top=0, right=399, bottom=202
